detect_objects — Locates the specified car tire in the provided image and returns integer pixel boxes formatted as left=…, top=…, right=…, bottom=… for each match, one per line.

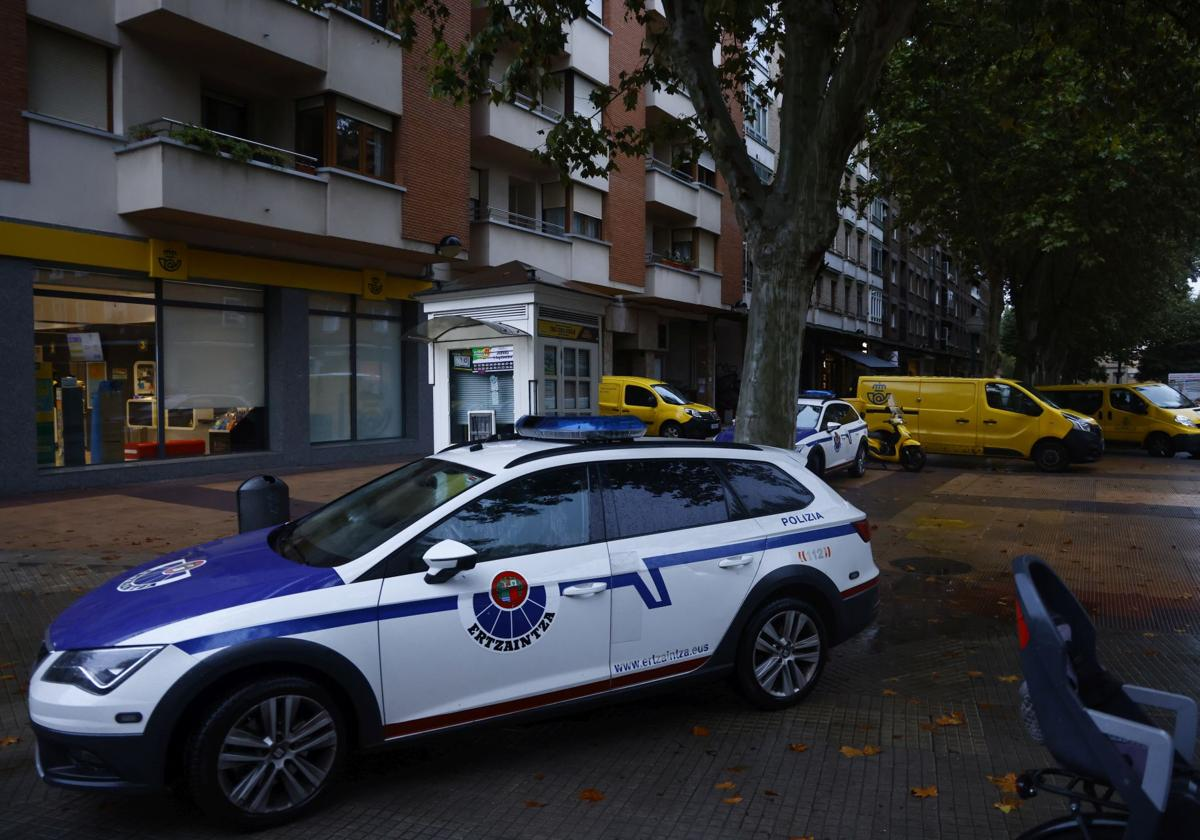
left=806, top=447, right=825, bottom=477
left=1033, top=440, right=1070, bottom=472
left=1146, top=433, right=1174, bottom=458
left=900, top=445, right=926, bottom=472
left=848, top=442, right=868, bottom=477
left=659, top=420, right=682, bottom=438
left=735, top=597, right=827, bottom=711
left=184, top=675, right=348, bottom=830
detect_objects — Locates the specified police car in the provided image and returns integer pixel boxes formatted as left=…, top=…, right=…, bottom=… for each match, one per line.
left=30, top=416, right=880, bottom=828
left=716, top=392, right=870, bottom=478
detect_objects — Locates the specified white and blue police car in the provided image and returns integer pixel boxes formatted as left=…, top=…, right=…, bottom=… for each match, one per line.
left=30, top=416, right=880, bottom=828
left=716, top=392, right=870, bottom=478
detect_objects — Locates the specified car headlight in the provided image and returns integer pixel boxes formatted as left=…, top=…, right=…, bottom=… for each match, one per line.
left=42, top=646, right=162, bottom=694
left=1069, top=416, right=1091, bottom=432
left=1175, top=415, right=1195, bottom=427
left=685, top=408, right=703, bottom=418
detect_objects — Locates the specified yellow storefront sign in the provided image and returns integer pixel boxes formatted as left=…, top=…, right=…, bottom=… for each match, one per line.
left=537, top=319, right=598, bottom=342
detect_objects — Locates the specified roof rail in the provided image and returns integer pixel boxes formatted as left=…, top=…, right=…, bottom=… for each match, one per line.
left=505, top=439, right=760, bottom=469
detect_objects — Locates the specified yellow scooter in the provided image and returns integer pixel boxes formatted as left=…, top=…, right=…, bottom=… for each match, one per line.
left=866, top=395, right=926, bottom=471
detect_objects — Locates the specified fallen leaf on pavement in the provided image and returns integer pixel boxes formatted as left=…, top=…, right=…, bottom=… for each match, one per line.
left=691, top=725, right=710, bottom=737
left=861, top=745, right=883, bottom=756
left=0, top=675, right=13, bottom=681
left=966, top=670, right=983, bottom=678
left=579, top=788, right=605, bottom=802
left=524, top=800, right=546, bottom=808
left=935, top=712, right=965, bottom=727
left=910, top=785, right=938, bottom=799
left=882, top=689, right=898, bottom=696
left=993, top=797, right=1021, bottom=813
left=839, top=746, right=864, bottom=758
left=919, top=723, right=937, bottom=732
left=789, top=836, right=815, bottom=840
left=788, top=743, right=809, bottom=753
left=764, top=789, right=780, bottom=797
left=997, top=675, right=1021, bottom=683
left=725, top=765, right=748, bottom=773
left=714, top=781, right=736, bottom=790
left=0, top=736, right=19, bottom=747
left=904, top=564, right=916, bottom=571
left=722, top=796, right=744, bottom=805
left=987, top=773, right=1018, bottom=794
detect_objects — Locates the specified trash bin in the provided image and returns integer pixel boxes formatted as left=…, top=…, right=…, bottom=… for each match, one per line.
left=236, top=475, right=290, bottom=533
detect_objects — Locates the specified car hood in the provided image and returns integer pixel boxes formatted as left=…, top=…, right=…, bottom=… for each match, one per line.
left=48, top=528, right=343, bottom=651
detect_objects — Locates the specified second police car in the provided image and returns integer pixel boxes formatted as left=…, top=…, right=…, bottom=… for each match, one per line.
left=716, top=391, right=870, bottom=478
left=30, top=416, right=880, bottom=828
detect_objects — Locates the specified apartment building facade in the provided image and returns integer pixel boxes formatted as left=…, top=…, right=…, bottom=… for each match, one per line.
left=0, top=0, right=750, bottom=495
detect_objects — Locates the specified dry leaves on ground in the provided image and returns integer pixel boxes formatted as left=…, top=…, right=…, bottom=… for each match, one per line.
left=789, top=836, right=815, bottom=840
left=934, top=711, right=966, bottom=727
left=882, top=688, right=898, bottom=697
left=714, top=781, right=736, bottom=790
left=725, top=765, right=748, bottom=773
left=993, top=797, right=1022, bottom=814
left=691, top=725, right=710, bottom=736
left=997, top=675, right=1021, bottom=683
left=966, top=670, right=984, bottom=678
left=987, top=773, right=1019, bottom=794
left=722, top=796, right=744, bottom=805
left=919, top=722, right=938, bottom=732
left=788, top=743, right=809, bottom=753
left=764, top=789, right=780, bottom=797
left=840, top=745, right=883, bottom=758
left=0, top=674, right=13, bottom=681
left=579, top=788, right=604, bottom=802
left=524, top=801, right=546, bottom=809
left=910, top=785, right=938, bottom=799
left=0, top=736, right=19, bottom=747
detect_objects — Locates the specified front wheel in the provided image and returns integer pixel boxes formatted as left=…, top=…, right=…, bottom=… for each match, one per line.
left=184, top=676, right=347, bottom=830
left=848, top=442, right=868, bottom=477
left=735, top=597, right=827, bottom=710
left=659, top=420, right=682, bottom=438
left=900, top=445, right=926, bottom=472
left=1146, top=432, right=1174, bottom=458
left=1034, top=441, right=1070, bottom=472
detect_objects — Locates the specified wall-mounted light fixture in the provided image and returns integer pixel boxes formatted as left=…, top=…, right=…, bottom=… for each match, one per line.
left=435, top=234, right=462, bottom=259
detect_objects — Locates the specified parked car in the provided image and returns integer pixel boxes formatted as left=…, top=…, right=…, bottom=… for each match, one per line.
left=716, top=391, right=869, bottom=477
left=1039, top=382, right=1200, bottom=458
left=598, top=375, right=720, bottom=438
left=29, top=417, right=879, bottom=828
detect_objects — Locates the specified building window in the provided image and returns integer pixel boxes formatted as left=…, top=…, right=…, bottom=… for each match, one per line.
left=573, top=212, right=602, bottom=239
left=856, top=285, right=865, bottom=317
left=745, top=85, right=769, bottom=145
left=27, top=22, right=111, bottom=131
left=33, top=270, right=266, bottom=467
left=335, top=0, right=392, bottom=27
left=295, top=95, right=394, bottom=180
left=869, top=237, right=884, bottom=274
left=585, top=0, right=603, bottom=23
left=201, top=91, right=248, bottom=138
left=698, top=165, right=717, bottom=188
left=541, top=182, right=567, bottom=233
left=309, top=294, right=408, bottom=443
left=750, top=158, right=774, bottom=183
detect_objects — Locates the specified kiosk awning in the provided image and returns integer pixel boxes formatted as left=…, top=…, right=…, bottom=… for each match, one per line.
left=402, top=315, right=529, bottom=343
left=831, top=347, right=899, bottom=369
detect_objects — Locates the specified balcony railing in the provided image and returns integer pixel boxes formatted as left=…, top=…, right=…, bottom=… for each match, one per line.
left=646, top=157, right=695, bottom=183
left=128, top=118, right=317, bottom=171
left=646, top=251, right=697, bottom=271
left=475, top=206, right=566, bottom=237
left=489, top=81, right=564, bottom=122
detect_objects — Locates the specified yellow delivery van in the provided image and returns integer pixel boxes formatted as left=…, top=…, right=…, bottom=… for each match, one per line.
left=855, top=377, right=1104, bottom=472
left=598, top=376, right=721, bottom=438
left=1039, top=382, right=1200, bottom=458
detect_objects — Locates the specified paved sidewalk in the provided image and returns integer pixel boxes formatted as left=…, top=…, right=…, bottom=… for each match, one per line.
left=1, top=451, right=1197, bottom=839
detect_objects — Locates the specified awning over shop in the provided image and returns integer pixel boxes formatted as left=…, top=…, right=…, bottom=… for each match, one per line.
left=402, top=315, right=529, bottom=343
left=830, top=347, right=899, bottom=369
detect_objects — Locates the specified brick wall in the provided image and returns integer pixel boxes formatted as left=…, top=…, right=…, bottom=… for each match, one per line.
left=396, top=0, right=471, bottom=250
left=604, top=4, right=646, bottom=288
left=0, top=0, right=29, bottom=183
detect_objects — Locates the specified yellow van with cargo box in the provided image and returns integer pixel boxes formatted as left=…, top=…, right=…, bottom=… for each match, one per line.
left=1038, top=382, right=1200, bottom=458
left=598, top=375, right=721, bottom=438
left=854, top=377, right=1104, bottom=472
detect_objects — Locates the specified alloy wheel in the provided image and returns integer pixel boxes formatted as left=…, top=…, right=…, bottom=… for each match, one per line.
left=752, top=610, right=822, bottom=698
left=216, top=694, right=338, bottom=814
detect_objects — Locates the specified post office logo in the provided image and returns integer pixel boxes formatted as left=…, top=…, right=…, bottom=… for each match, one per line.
left=117, top=557, right=206, bottom=592
left=462, top=571, right=557, bottom=652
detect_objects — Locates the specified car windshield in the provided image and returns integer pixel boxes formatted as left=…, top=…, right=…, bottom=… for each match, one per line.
left=796, top=404, right=821, bottom=430
left=1018, top=383, right=1062, bottom=410
left=272, top=458, right=490, bottom=568
left=1135, top=383, right=1194, bottom=409
left=652, top=383, right=691, bottom=406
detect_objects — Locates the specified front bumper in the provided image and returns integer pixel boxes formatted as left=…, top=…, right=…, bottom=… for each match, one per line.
left=681, top=415, right=722, bottom=439
left=1063, top=428, right=1104, bottom=463
left=33, top=721, right=164, bottom=792
left=834, top=577, right=880, bottom=644
left=1171, top=433, right=1200, bottom=454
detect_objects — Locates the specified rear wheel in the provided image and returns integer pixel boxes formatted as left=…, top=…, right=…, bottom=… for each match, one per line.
left=848, top=442, right=868, bottom=477
left=184, top=676, right=347, bottom=830
left=1014, top=815, right=1127, bottom=839
left=735, top=597, right=827, bottom=710
left=900, top=445, right=926, bottom=472
left=659, top=420, right=682, bottom=438
left=1034, top=440, right=1070, bottom=472
left=806, top=447, right=825, bottom=477
left=1146, top=432, right=1174, bottom=458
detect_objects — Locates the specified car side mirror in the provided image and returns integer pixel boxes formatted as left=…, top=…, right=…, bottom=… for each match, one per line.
left=423, top=539, right=477, bottom=584
left=824, top=421, right=842, bottom=432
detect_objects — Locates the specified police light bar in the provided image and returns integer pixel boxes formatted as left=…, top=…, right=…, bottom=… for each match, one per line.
left=515, top=415, right=646, bottom=441
left=799, top=390, right=835, bottom=400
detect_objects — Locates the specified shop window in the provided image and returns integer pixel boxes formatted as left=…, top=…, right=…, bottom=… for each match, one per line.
left=294, top=95, right=394, bottom=179
left=33, top=270, right=265, bottom=467
left=309, top=294, right=408, bottom=443
left=449, top=344, right=515, bottom=444
left=543, top=344, right=593, bottom=416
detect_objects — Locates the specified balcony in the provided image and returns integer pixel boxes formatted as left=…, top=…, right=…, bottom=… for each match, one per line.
left=569, top=235, right=611, bottom=286
left=645, top=84, right=694, bottom=121
left=472, top=90, right=563, bottom=157
left=563, top=16, right=610, bottom=84
left=115, top=1, right=403, bottom=114
left=470, top=207, right=572, bottom=278
left=644, top=159, right=698, bottom=219
left=644, top=255, right=722, bottom=309
left=115, top=120, right=404, bottom=249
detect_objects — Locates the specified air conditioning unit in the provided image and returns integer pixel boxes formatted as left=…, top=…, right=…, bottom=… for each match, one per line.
left=468, top=410, right=496, bottom=441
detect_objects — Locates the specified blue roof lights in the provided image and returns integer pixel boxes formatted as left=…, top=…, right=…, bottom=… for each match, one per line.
left=515, top=415, right=647, bottom=441
left=798, top=390, right=835, bottom=400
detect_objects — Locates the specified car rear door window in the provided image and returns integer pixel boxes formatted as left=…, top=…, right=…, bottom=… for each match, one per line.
left=1056, top=390, right=1103, bottom=415
left=600, top=459, right=731, bottom=539
left=718, top=460, right=815, bottom=517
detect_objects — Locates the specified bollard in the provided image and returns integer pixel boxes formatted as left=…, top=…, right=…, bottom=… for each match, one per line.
left=236, top=475, right=290, bottom=533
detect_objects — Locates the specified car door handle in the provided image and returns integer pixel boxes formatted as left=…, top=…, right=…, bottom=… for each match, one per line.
left=983, top=419, right=998, bottom=425
left=563, top=581, right=608, bottom=597
left=955, top=418, right=970, bottom=424
left=718, top=554, right=756, bottom=569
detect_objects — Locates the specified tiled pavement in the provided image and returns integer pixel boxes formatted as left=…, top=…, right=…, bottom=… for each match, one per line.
left=0, top=451, right=1198, bottom=839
